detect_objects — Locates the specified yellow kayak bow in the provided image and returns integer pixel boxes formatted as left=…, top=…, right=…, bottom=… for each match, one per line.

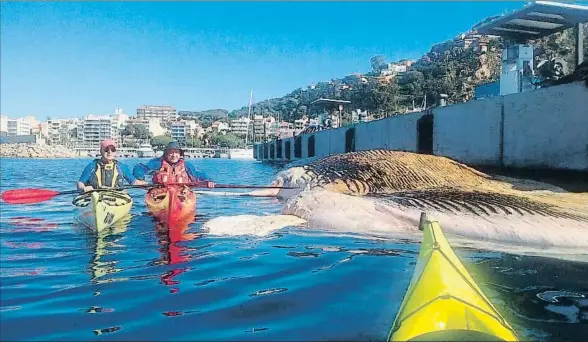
left=388, top=213, right=518, bottom=341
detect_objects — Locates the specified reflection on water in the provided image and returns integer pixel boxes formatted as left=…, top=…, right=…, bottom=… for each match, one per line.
left=84, top=215, right=131, bottom=283
left=1, top=158, right=587, bottom=341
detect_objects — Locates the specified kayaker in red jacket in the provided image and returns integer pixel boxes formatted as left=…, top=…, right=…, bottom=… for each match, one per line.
left=132, top=141, right=215, bottom=188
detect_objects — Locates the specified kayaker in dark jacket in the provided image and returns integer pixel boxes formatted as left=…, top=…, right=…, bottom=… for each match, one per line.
left=132, top=141, right=215, bottom=188
left=77, top=139, right=147, bottom=193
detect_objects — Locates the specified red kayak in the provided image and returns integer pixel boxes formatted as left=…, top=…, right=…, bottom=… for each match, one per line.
left=145, top=185, right=196, bottom=228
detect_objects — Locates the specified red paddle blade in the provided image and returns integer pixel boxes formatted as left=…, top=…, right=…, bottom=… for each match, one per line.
left=1, top=189, right=61, bottom=204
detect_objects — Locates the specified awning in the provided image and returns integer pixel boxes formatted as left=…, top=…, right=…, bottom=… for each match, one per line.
left=476, top=1, right=588, bottom=41
left=309, top=98, right=352, bottom=107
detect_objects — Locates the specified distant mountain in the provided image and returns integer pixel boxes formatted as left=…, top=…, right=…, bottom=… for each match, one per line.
left=227, top=19, right=587, bottom=123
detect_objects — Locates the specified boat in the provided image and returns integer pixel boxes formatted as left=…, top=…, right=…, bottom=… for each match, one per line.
left=227, top=89, right=255, bottom=161
left=136, top=143, right=156, bottom=158
left=145, top=185, right=196, bottom=228
left=72, top=189, right=133, bottom=232
left=229, top=147, right=254, bottom=160
left=388, top=213, right=518, bottom=342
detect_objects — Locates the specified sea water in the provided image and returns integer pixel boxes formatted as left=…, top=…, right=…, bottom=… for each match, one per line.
left=1, top=158, right=587, bottom=341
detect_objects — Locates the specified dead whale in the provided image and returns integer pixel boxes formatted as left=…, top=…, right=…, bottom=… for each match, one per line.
left=204, top=150, right=588, bottom=256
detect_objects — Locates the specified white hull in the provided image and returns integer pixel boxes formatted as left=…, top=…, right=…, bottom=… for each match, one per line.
left=229, top=148, right=254, bottom=160
left=137, top=143, right=155, bottom=158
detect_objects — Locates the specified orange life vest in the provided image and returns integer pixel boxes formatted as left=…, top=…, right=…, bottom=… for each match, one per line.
left=152, top=159, right=190, bottom=184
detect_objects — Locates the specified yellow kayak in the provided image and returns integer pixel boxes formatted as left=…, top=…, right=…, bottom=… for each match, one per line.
left=388, top=213, right=518, bottom=341
left=73, top=189, right=132, bottom=232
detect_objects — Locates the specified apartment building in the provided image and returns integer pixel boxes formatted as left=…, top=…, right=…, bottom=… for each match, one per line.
left=46, top=119, right=80, bottom=146
left=77, top=115, right=119, bottom=149
left=210, top=121, right=230, bottom=134
left=169, top=120, right=204, bottom=142
left=230, top=117, right=251, bottom=136
left=170, top=122, right=188, bottom=141
left=6, top=118, right=32, bottom=136
left=252, top=115, right=264, bottom=137
left=251, top=115, right=278, bottom=142
left=294, top=118, right=307, bottom=130
left=113, top=108, right=129, bottom=128
left=0, top=115, right=8, bottom=134
left=137, top=105, right=177, bottom=122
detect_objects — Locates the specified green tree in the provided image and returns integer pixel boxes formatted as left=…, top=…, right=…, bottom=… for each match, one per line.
left=209, top=133, right=244, bottom=148
left=122, top=124, right=151, bottom=140
left=185, top=134, right=203, bottom=148
left=151, top=135, right=174, bottom=149
left=370, top=55, right=387, bottom=74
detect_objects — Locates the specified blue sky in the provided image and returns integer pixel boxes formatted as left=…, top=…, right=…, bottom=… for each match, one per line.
left=0, top=1, right=528, bottom=120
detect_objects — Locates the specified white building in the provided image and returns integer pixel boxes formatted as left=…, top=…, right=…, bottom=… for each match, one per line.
left=0, top=115, right=8, bottom=134
left=6, top=118, right=32, bottom=136
left=113, top=108, right=129, bottom=129
left=46, top=118, right=80, bottom=146
left=77, top=115, right=119, bottom=149
left=21, top=116, right=39, bottom=129
left=169, top=119, right=205, bottom=142
left=230, top=117, right=251, bottom=136
left=294, top=118, right=307, bottom=130
left=253, top=115, right=264, bottom=138
left=137, top=105, right=177, bottom=122
left=380, top=63, right=408, bottom=76
left=210, top=121, right=230, bottom=134
left=184, top=120, right=204, bottom=138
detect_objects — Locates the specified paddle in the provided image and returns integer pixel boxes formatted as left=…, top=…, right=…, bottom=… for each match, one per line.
left=1, top=183, right=298, bottom=204
left=168, top=182, right=297, bottom=190
left=0, top=184, right=156, bottom=204
left=192, top=190, right=275, bottom=197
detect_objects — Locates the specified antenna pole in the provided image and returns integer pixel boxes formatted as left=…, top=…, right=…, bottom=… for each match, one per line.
left=246, top=88, right=253, bottom=146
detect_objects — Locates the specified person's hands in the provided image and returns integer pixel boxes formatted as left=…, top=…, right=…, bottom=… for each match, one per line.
left=193, top=181, right=215, bottom=189
left=77, top=182, right=93, bottom=193
left=134, top=179, right=148, bottom=186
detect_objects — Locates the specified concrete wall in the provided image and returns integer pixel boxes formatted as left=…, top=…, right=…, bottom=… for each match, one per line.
left=503, top=81, right=588, bottom=171
left=313, top=130, right=331, bottom=158
left=328, top=127, right=348, bottom=155
left=383, top=114, right=420, bottom=152
left=354, top=114, right=420, bottom=152
left=355, top=119, right=386, bottom=151
left=433, top=96, right=503, bottom=166
left=254, top=81, right=588, bottom=172
left=0, top=134, right=38, bottom=144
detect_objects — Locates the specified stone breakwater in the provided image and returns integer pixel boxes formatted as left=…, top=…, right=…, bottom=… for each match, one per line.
left=0, top=143, right=77, bottom=158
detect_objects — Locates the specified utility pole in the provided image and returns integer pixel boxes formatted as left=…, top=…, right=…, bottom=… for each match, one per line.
left=575, top=23, right=584, bottom=67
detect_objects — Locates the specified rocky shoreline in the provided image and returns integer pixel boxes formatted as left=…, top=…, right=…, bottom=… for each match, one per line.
left=0, top=143, right=77, bottom=158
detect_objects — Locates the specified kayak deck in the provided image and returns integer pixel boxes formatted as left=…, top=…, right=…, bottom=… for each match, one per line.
left=73, top=189, right=133, bottom=232
left=145, top=185, right=196, bottom=228
left=388, top=213, right=518, bottom=341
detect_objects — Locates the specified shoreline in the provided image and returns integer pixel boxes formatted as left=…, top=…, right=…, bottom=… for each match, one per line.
left=0, top=143, right=77, bottom=159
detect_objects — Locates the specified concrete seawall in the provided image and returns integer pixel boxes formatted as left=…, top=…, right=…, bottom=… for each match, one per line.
left=255, top=81, right=588, bottom=172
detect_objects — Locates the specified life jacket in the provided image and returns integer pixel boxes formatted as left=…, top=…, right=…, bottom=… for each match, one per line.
left=152, top=159, right=190, bottom=185
left=87, top=159, right=124, bottom=189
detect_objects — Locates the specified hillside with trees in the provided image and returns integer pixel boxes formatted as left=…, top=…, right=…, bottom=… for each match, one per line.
left=179, top=109, right=229, bottom=127
left=227, top=20, right=587, bottom=122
